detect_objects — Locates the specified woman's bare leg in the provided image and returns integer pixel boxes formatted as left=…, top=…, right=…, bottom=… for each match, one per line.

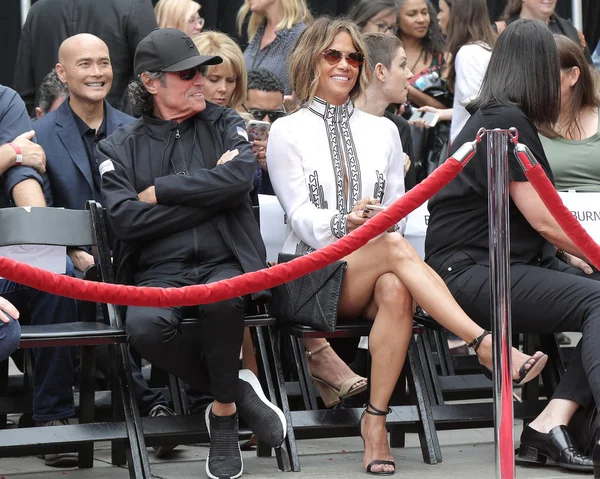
left=302, top=338, right=367, bottom=394
left=339, top=272, right=414, bottom=474
left=241, top=328, right=259, bottom=376
left=528, top=399, right=580, bottom=433
left=341, top=233, right=543, bottom=382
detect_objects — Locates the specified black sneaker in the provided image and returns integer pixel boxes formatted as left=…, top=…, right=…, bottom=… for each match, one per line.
left=36, top=419, right=78, bottom=467
left=205, top=403, right=243, bottom=479
left=236, top=369, right=286, bottom=448
left=148, top=404, right=178, bottom=458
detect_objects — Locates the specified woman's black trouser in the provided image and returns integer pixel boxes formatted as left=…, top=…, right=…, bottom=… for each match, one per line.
left=125, top=264, right=245, bottom=404
left=432, top=252, right=600, bottom=408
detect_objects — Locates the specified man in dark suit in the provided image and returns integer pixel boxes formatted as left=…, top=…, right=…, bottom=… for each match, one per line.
left=13, top=0, right=157, bottom=114
left=35, top=34, right=133, bottom=272
left=34, top=34, right=178, bottom=458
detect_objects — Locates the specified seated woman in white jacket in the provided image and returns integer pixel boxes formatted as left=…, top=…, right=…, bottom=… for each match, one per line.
left=267, top=17, right=547, bottom=476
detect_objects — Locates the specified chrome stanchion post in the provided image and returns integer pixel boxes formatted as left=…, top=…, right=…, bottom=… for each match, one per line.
left=487, top=128, right=514, bottom=479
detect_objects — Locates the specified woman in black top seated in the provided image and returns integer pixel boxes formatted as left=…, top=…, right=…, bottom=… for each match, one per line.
left=425, top=19, right=600, bottom=473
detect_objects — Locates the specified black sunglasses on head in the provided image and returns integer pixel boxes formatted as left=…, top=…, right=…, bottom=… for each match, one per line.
left=243, top=105, right=287, bottom=122
left=173, top=64, right=208, bottom=80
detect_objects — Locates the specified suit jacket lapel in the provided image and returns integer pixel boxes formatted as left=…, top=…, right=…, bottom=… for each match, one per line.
left=104, top=101, right=124, bottom=133
left=55, top=102, right=94, bottom=191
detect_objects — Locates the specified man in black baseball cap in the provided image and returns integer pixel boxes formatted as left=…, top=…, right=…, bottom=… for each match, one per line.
left=134, top=27, right=222, bottom=78
left=97, top=28, right=286, bottom=479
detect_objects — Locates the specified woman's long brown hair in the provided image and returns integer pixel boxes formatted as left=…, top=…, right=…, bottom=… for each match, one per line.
left=444, top=0, right=497, bottom=92
left=538, top=35, right=600, bottom=139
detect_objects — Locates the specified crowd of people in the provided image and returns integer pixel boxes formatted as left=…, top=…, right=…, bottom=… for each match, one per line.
left=0, top=0, right=599, bottom=477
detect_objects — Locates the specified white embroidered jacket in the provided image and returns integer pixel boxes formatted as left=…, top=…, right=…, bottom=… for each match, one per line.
left=267, top=97, right=406, bottom=255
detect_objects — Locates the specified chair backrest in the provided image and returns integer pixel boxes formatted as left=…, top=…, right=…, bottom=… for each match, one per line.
left=0, top=207, right=94, bottom=247
left=258, top=194, right=289, bottom=263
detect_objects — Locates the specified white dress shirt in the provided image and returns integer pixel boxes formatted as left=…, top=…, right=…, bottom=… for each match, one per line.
left=450, top=42, right=492, bottom=143
left=267, top=96, right=406, bottom=255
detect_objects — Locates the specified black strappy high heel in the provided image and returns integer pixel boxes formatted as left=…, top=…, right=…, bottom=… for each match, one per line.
left=359, top=402, right=395, bottom=476
left=467, top=330, right=548, bottom=401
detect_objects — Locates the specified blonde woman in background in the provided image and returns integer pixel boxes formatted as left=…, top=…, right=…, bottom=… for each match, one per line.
left=194, top=31, right=248, bottom=109
left=237, top=0, right=312, bottom=96
left=155, top=0, right=204, bottom=37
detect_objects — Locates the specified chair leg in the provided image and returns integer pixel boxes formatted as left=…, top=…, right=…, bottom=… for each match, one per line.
left=249, top=327, right=273, bottom=459
left=268, top=326, right=301, bottom=472
left=78, top=345, right=96, bottom=468
left=390, top=428, right=406, bottom=448
left=111, top=342, right=152, bottom=478
left=0, top=359, right=8, bottom=429
left=289, top=336, right=318, bottom=410
left=253, top=326, right=293, bottom=471
left=416, top=333, right=444, bottom=406
left=168, top=374, right=186, bottom=416
left=407, top=336, right=442, bottom=464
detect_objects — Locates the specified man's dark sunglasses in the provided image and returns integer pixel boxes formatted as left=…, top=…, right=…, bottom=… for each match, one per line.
left=174, top=64, right=208, bottom=80
left=243, top=104, right=287, bottom=122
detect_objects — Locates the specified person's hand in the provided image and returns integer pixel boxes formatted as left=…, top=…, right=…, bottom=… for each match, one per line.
left=0, top=297, right=19, bottom=324
left=11, top=130, right=46, bottom=173
left=217, top=149, right=239, bottom=166
left=562, top=251, right=593, bottom=274
left=138, top=185, right=157, bottom=204
left=252, top=140, right=268, bottom=170
left=68, top=249, right=95, bottom=273
left=347, top=210, right=369, bottom=233
left=403, top=153, right=411, bottom=175
left=352, top=197, right=380, bottom=215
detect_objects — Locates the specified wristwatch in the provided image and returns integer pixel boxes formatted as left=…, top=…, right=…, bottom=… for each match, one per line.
left=8, top=142, right=23, bottom=165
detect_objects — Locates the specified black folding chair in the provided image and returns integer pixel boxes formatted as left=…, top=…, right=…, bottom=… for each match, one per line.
left=0, top=202, right=151, bottom=478
left=280, top=319, right=442, bottom=466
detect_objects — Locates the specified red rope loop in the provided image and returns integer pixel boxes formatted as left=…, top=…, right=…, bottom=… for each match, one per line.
left=522, top=164, right=600, bottom=270
left=0, top=158, right=465, bottom=307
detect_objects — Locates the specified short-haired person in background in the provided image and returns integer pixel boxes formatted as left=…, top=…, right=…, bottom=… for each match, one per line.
left=243, top=68, right=286, bottom=195
left=33, top=69, right=68, bottom=120
left=348, top=0, right=399, bottom=35
left=539, top=35, right=600, bottom=191
left=238, top=0, right=312, bottom=96
left=155, top=0, right=204, bottom=37
left=0, top=297, right=20, bottom=363
left=268, top=17, right=546, bottom=475
left=497, top=0, right=592, bottom=62
left=194, top=31, right=248, bottom=110
left=355, top=33, right=416, bottom=191
left=424, top=20, right=600, bottom=473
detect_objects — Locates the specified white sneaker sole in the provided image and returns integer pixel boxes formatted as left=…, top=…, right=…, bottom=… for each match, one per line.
left=204, top=403, right=243, bottom=479
left=238, top=369, right=287, bottom=445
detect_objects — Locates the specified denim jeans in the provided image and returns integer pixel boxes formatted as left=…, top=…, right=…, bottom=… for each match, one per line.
left=0, top=316, right=21, bottom=363
left=0, top=257, right=77, bottom=421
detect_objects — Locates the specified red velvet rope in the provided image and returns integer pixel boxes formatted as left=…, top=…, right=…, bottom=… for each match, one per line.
left=0, top=158, right=465, bottom=307
left=522, top=162, right=600, bottom=270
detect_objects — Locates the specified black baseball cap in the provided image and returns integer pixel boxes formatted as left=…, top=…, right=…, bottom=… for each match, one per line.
left=134, top=28, right=222, bottom=77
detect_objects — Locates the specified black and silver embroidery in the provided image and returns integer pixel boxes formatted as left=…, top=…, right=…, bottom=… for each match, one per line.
left=373, top=170, right=386, bottom=203
left=307, top=171, right=328, bottom=209
left=310, top=97, right=361, bottom=239
left=330, top=213, right=348, bottom=239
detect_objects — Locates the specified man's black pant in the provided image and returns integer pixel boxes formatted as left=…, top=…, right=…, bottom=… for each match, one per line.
left=433, top=251, right=600, bottom=408
left=126, top=264, right=245, bottom=404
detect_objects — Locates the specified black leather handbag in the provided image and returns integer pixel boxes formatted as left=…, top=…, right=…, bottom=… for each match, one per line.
left=270, top=253, right=347, bottom=333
